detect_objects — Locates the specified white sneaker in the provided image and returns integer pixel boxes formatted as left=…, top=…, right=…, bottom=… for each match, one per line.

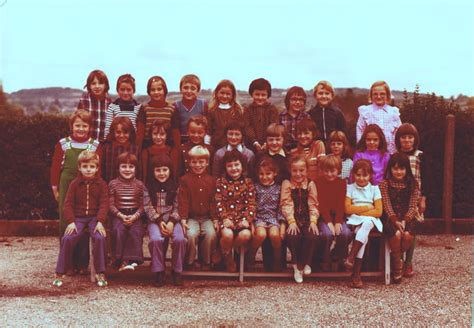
left=303, top=264, right=312, bottom=275
left=293, top=264, right=303, bottom=283
left=119, top=262, right=134, bottom=271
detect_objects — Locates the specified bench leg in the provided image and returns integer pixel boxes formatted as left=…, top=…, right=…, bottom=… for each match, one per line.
left=384, top=239, right=390, bottom=285
left=239, top=246, right=244, bottom=283
left=90, top=237, right=96, bottom=283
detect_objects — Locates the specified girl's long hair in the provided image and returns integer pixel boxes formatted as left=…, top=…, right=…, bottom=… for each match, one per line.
left=208, top=79, right=243, bottom=117
left=384, top=152, right=417, bottom=192
left=356, top=124, right=387, bottom=153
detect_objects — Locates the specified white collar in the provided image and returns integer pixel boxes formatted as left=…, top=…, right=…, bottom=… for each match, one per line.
left=355, top=182, right=372, bottom=190
left=268, top=149, right=286, bottom=157
left=218, top=103, right=232, bottom=110
left=226, top=144, right=244, bottom=152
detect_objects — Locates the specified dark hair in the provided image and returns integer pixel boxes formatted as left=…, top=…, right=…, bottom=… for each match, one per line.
left=149, top=119, right=171, bottom=141
left=116, top=73, right=136, bottom=93
left=117, top=152, right=138, bottom=168
left=147, top=76, right=168, bottom=97
left=284, top=86, right=307, bottom=110
left=384, top=153, right=417, bottom=192
left=84, top=69, right=110, bottom=95
left=248, top=78, right=271, bottom=97
left=351, top=159, right=374, bottom=179
left=109, top=116, right=136, bottom=143
left=148, top=154, right=177, bottom=206
left=395, top=123, right=420, bottom=151
left=257, top=155, right=279, bottom=175
left=356, top=124, right=387, bottom=153
left=221, top=150, right=245, bottom=176
left=224, top=121, right=244, bottom=135
left=187, top=114, right=209, bottom=131
left=296, top=119, right=320, bottom=140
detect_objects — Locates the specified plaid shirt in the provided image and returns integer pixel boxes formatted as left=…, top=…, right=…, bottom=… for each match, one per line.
left=143, top=189, right=179, bottom=223
left=340, top=158, right=353, bottom=181
left=279, top=110, right=310, bottom=150
left=379, top=179, right=420, bottom=223
left=77, top=92, right=111, bottom=142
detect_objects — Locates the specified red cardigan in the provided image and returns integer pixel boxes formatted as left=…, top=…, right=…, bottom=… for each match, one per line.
left=315, top=177, right=346, bottom=224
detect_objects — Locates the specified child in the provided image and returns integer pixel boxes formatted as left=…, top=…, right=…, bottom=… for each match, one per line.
left=344, top=159, right=383, bottom=288
left=179, top=115, right=214, bottom=176
left=53, top=151, right=108, bottom=287
left=279, top=86, right=310, bottom=151
left=395, top=122, right=427, bottom=277
left=353, top=124, right=390, bottom=185
left=102, top=116, right=139, bottom=182
left=136, top=76, right=181, bottom=149
left=174, top=74, right=208, bottom=143
left=212, top=121, right=255, bottom=177
left=315, top=155, right=352, bottom=271
left=178, top=145, right=217, bottom=270
left=77, top=69, right=112, bottom=142
left=379, top=153, right=420, bottom=284
left=281, top=155, right=319, bottom=283
left=207, top=79, right=244, bottom=150
left=243, top=78, right=279, bottom=152
left=144, top=155, right=187, bottom=286
left=215, top=150, right=256, bottom=272
left=249, top=157, right=286, bottom=272
left=356, top=81, right=401, bottom=154
left=141, top=120, right=179, bottom=184
left=327, top=130, right=353, bottom=181
left=290, top=119, right=325, bottom=182
left=308, top=80, right=347, bottom=142
left=109, top=152, right=147, bottom=271
left=104, top=74, right=142, bottom=141
left=254, top=123, right=290, bottom=184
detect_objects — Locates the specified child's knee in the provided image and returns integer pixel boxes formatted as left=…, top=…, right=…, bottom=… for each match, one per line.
left=220, top=228, right=234, bottom=241
left=238, top=229, right=251, bottom=241
left=149, top=235, right=165, bottom=246
left=254, top=227, right=267, bottom=241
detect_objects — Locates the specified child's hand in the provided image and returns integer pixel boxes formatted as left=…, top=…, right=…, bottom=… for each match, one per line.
left=287, top=223, right=299, bottom=235
left=65, top=222, right=77, bottom=235
left=159, top=221, right=169, bottom=236
left=240, top=220, right=249, bottom=229
left=223, top=218, right=234, bottom=229
left=309, top=222, right=319, bottom=235
left=180, top=220, right=189, bottom=235
left=166, top=221, right=174, bottom=235
left=51, top=186, right=59, bottom=202
left=419, top=197, right=426, bottom=214
left=327, top=222, right=336, bottom=236
left=261, top=142, right=267, bottom=151
left=279, top=224, right=286, bottom=240
left=213, top=220, right=220, bottom=232
left=123, top=216, right=133, bottom=226
left=401, top=220, right=406, bottom=230
left=335, top=223, right=342, bottom=236
left=94, top=222, right=106, bottom=237
left=395, top=221, right=404, bottom=232
left=254, top=142, right=263, bottom=152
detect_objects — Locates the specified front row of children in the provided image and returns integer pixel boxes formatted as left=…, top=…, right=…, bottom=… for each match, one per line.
left=54, top=139, right=420, bottom=289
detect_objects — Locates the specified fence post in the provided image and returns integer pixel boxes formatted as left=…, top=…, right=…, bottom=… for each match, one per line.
left=442, top=114, right=455, bottom=234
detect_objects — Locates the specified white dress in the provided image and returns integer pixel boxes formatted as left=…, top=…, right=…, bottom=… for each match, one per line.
left=346, top=183, right=383, bottom=232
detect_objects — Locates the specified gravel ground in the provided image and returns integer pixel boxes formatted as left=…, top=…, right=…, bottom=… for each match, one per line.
left=0, top=235, right=471, bottom=327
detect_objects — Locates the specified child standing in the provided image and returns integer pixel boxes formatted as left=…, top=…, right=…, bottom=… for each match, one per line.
left=215, top=150, right=256, bottom=272
left=77, top=69, right=112, bottom=142
left=207, top=79, right=244, bottom=150
left=279, top=86, right=310, bottom=151
left=212, top=121, right=255, bottom=177
left=178, top=146, right=217, bottom=270
left=353, top=124, right=390, bottom=185
left=137, top=76, right=181, bottom=149
left=327, top=130, right=353, bottom=181
left=174, top=74, right=208, bottom=143
left=308, top=80, right=347, bottom=142
left=104, top=74, right=142, bottom=141
left=344, top=159, right=383, bottom=288
left=249, top=157, right=286, bottom=272
left=379, top=153, right=420, bottom=284
left=356, top=81, right=401, bottom=154
left=316, top=155, right=352, bottom=271
left=281, top=156, right=319, bottom=283
left=53, top=151, right=108, bottom=287
left=144, top=155, right=187, bottom=286
left=290, top=119, right=325, bottom=182
left=109, top=152, right=147, bottom=271
left=243, top=78, right=279, bottom=152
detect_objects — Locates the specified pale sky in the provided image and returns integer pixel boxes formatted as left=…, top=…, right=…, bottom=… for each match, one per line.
left=1, top=0, right=473, bottom=97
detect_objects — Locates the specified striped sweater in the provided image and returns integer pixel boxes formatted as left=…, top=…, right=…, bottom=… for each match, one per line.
left=108, top=176, right=147, bottom=217
left=104, top=100, right=142, bottom=140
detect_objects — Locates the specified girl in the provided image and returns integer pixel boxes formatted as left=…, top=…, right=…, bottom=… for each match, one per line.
left=102, top=116, right=139, bottom=182
left=279, top=86, right=310, bottom=151
left=215, top=150, right=256, bottom=272
left=379, top=153, right=420, bottom=284
left=136, top=76, right=181, bottom=149
left=356, top=81, right=401, bottom=154
left=290, top=119, right=325, bottom=182
left=141, top=120, right=179, bottom=184
left=109, top=152, right=147, bottom=271
left=249, top=157, right=286, bottom=272
left=77, top=69, right=112, bottom=142
left=328, top=130, right=353, bottom=181
left=144, top=155, right=187, bottom=286
left=207, top=79, right=244, bottom=150
left=104, top=74, right=142, bottom=142
left=353, top=124, right=390, bottom=185
left=395, top=123, right=427, bottom=277
left=281, top=155, right=319, bottom=283
left=344, top=159, right=383, bottom=288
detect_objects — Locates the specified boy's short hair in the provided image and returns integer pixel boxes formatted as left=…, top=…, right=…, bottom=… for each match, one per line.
left=313, top=80, right=335, bottom=97
left=248, top=78, right=271, bottom=97
left=146, top=75, right=168, bottom=97
left=188, top=145, right=210, bottom=160
left=116, top=73, right=136, bottom=93
left=352, top=159, right=373, bottom=178
left=117, top=152, right=138, bottom=167
left=296, top=119, right=320, bottom=140
left=109, top=116, right=136, bottom=143
left=224, top=121, right=244, bottom=135
left=395, top=123, right=420, bottom=151
left=222, top=149, right=245, bottom=172
left=70, top=109, right=92, bottom=131
left=179, top=74, right=201, bottom=91
left=284, top=86, right=307, bottom=110
left=289, top=154, right=308, bottom=168
left=319, top=154, right=342, bottom=174
left=85, top=69, right=110, bottom=94
left=369, top=80, right=391, bottom=102
left=149, top=119, right=171, bottom=139
left=266, top=123, right=286, bottom=139
left=187, top=115, right=208, bottom=130
left=77, top=150, right=100, bottom=167
left=257, top=156, right=279, bottom=175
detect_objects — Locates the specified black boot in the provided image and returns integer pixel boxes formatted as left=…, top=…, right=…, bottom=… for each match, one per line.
left=154, top=272, right=165, bottom=287
left=350, top=258, right=363, bottom=289
left=344, top=240, right=363, bottom=271
left=172, top=271, right=183, bottom=286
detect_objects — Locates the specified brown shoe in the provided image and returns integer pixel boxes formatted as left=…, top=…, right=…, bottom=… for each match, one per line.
left=224, top=251, right=237, bottom=273
left=403, top=263, right=415, bottom=278
left=350, top=258, right=363, bottom=289
left=344, top=240, right=363, bottom=271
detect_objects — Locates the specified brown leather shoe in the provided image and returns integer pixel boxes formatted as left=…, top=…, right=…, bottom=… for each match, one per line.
left=403, top=263, right=415, bottom=278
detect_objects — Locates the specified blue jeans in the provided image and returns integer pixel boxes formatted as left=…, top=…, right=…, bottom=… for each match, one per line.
left=148, top=222, right=187, bottom=273
left=318, top=221, right=353, bottom=263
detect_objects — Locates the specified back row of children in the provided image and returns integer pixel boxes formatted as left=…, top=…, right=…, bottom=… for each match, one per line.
left=51, top=71, right=428, bottom=288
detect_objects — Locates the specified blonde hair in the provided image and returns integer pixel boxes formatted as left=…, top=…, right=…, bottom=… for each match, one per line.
left=319, top=154, right=342, bottom=174
left=369, top=80, right=391, bottom=103
left=188, top=145, right=210, bottom=159
left=77, top=150, right=99, bottom=167
left=313, top=80, right=335, bottom=97
left=208, top=79, right=243, bottom=116
left=70, top=109, right=92, bottom=132
left=179, top=74, right=201, bottom=91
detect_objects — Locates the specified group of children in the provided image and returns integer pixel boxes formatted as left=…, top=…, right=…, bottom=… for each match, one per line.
left=51, top=70, right=427, bottom=289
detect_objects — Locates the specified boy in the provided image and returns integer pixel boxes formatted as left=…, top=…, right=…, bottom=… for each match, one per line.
left=243, top=78, right=279, bottom=152
left=212, top=121, right=255, bottom=177
left=174, top=74, right=208, bottom=143
left=53, top=150, right=108, bottom=287
left=178, top=145, right=218, bottom=270
left=279, top=86, right=310, bottom=151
